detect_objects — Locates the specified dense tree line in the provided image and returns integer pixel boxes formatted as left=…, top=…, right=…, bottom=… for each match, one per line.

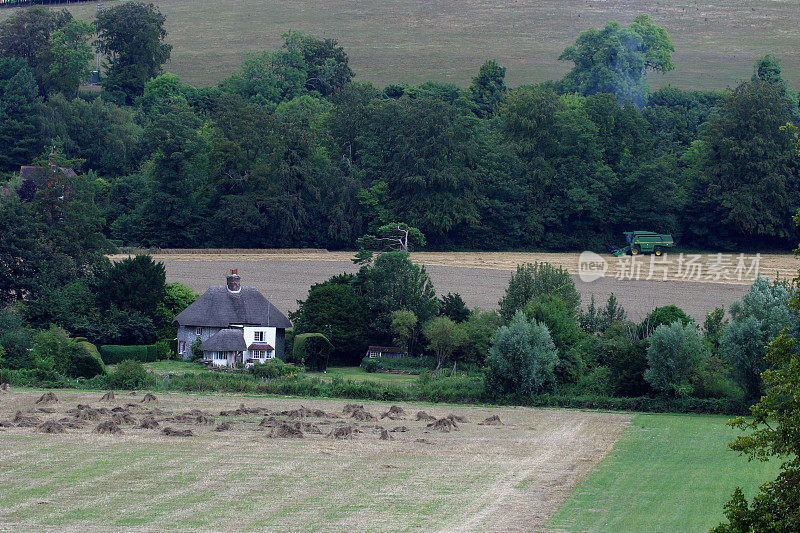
left=0, top=5, right=798, bottom=253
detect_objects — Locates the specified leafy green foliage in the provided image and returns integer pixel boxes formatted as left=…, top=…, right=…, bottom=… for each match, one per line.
left=291, top=280, right=368, bottom=365
left=644, top=322, right=708, bottom=397
left=486, top=311, right=558, bottom=397
left=559, top=15, right=674, bottom=107
left=0, top=58, right=42, bottom=171
left=423, top=316, right=466, bottom=369
left=640, top=305, right=692, bottom=336
left=99, top=255, right=166, bottom=318
left=721, top=277, right=796, bottom=401
left=293, top=333, right=333, bottom=371
left=455, top=311, right=502, bottom=366
left=714, top=279, right=800, bottom=532
left=30, top=326, right=104, bottom=379
left=688, top=80, right=800, bottom=248
left=359, top=251, right=439, bottom=346
left=469, top=60, right=507, bottom=118
left=439, top=293, right=470, bottom=323
left=99, top=344, right=160, bottom=365
left=579, top=293, right=627, bottom=334
left=94, top=1, right=172, bottom=103
left=249, top=358, right=300, bottom=379
left=499, top=262, right=580, bottom=321
left=109, top=359, right=149, bottom=389
left=390, top=310, right=417, bottom=355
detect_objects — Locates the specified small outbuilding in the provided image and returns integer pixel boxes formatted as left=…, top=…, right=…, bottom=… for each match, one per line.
left=365, top=346, right=407, bottom=359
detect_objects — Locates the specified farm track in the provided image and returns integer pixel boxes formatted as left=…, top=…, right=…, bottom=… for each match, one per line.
left=110, top=250, right=798, bottom=321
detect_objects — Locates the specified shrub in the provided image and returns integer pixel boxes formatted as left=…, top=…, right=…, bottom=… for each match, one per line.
left=100, top=344, right=160, bottom=364
left=499, top=262, right=581, bottom=320
left=524, top=294, right=583, bottom=353
left=456, top=311, right=502, bottom=366
left=154, top=340, right=173, bottom=360
left=598, top=321, right=651, bottom=397
left=577, top=366, right=613, bottom=396
left=439, top=293, right=470, bottom=323
left=68, top=352, right=106, bottom=379
left=361, top=358, right=379, bottom=373
left=486, top=311, right=559, bottom=397
left=249, top=359, right=301, bottom=379
left=640, top=305, right=692, bottom=336
left=293, top=333, right=333, bottom=371
left=644, top=321, right=708, bottom=397
left=109, top=360, right=149, bottom=389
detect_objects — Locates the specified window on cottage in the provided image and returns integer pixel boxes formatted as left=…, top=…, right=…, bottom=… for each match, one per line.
left=254, top=331, right=264, bottom=342
left=195, top=327, right=203, bottom=336
left=179, top=341, right=186, bottom=354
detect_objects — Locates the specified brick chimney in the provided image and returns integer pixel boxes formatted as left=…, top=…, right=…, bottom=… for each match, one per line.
left=226, top=269, right=241, bottom=293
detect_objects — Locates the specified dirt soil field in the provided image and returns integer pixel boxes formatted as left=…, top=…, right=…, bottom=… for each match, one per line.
left=6, top=0, right=798, bottom=90
left=0, top=389, right=629, bottom=531
left=110, top=250, right=799, bottom=321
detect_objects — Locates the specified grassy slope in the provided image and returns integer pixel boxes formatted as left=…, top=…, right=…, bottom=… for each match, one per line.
left=549, top=413, right=781, bottom=532
left=2, top=0, right=798, bottom=90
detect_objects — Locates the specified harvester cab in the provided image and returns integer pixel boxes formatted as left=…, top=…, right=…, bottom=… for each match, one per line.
left=611, top=231, right=674, bottom=256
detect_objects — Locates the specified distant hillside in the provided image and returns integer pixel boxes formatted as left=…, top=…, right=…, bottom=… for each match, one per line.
left=2, top=0, right=799, bottom=90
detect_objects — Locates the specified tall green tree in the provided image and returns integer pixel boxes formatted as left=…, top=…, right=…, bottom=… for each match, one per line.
left=469, top=60, right=507, bottom=118
left=559, top=14, right=674, bottom=107
left=291, top=279, right=369, bottom=364
left=721, top=277, right=796, bottom=401
left=688, top=80, right=800, bottom=248
left=94, top=1, right=171, bottom=104
left=98, top=255, right=166, bottom=317
left=713, top=274, right=800, bottom=532
left=498, top=262, right=581, bottom=321
left=358, top=251, right=439, bottom=346
left=46, top=19, right=94, bottom=96
left=0, top=59, right=42, bottom=171
left=486, top=311, right=559, bottom=397
left=423, top=316, right=465, bottom=369
left=0, top=7, right=72, bottom=92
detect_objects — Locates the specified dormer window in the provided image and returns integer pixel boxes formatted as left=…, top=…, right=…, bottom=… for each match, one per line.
left=254, top=331, right=264, bottom=342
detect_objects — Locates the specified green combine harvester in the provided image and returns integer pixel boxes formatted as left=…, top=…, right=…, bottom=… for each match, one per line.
left=611, top=231, right=674, bottom=256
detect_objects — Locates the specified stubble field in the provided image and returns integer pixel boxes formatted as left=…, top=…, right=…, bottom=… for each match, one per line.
left=2, top=0, right=799, bottom=90
left=0, top=389, right=630, bottom=531
left=111, top=250, right=799, bottom=321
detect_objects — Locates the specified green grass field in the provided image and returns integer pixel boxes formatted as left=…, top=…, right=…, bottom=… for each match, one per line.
left=2, top=0, right=798, bottom=91
left=548, top=413, right=781, bottom=532
left=113, top=360, right=419, bottom=386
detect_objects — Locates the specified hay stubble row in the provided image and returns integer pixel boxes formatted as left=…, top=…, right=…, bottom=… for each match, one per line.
left=0, top=389, right=629, bottom=531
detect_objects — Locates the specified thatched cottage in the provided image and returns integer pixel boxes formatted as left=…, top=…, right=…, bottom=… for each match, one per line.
left=174, top=270, right=291, bottom=367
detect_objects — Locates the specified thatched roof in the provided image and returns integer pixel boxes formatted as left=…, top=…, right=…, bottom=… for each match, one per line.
left=200, top=329, right=247, bottom=352
left=174, top=286, right=291, bottom=329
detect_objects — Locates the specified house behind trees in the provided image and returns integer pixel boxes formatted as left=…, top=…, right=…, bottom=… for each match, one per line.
left=174, top=270, right=291, bottom=367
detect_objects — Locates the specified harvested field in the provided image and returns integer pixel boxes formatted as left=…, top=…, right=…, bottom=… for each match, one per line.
left=0, top=389, right=629, bottom=531
left=6, top=0, right=799, bottom=90
left=111, top=250, right=799, bottom=321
